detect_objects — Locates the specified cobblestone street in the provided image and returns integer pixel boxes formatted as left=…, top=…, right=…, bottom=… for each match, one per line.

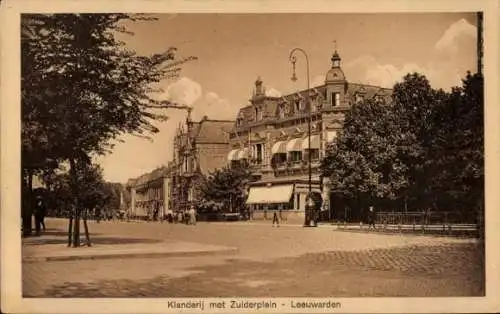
left=23, top=219, right=484, bottom=297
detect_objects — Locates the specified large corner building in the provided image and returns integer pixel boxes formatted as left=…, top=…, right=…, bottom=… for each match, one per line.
left=227, top=50, right=391, bottom=220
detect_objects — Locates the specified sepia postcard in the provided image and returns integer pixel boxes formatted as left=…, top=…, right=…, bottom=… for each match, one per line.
left=1, top=0, right=499, bottom=313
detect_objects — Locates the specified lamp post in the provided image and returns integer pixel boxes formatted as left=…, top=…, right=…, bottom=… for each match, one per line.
left=289, top=48, right=316, bottom=227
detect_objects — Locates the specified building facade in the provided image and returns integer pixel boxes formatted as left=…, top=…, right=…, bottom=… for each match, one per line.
left=127, top=166, right=172, bottom=220
left=127, top=116, right=234, bottom=217
left=227, top=50, right=392, bottom=220
left=170, top=115, right=235, bottom=212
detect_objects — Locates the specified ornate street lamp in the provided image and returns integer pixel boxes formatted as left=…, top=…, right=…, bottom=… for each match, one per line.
left=289, top=48, right=316, bottom=227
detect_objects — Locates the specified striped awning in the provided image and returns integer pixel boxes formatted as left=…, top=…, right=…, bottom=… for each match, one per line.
left=227, top=149, right=240, bottom=161
left=301, top=135, right=320, bottom=150
left=236, top=147, right=249, bottom=160
left=326, top=131, right=337, bottom=142
left=286, top=138, right=303, bottom=152
left=271, top=141, right=287, bottom=154
left=246, top=184, right=294, bottom=205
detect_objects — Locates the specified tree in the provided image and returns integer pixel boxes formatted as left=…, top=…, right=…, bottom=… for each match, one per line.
left=390, top=73, right=451, bottom=210
left=198, top=163, right=252, bottom=214
left=321, top=71, right=484, bottom=222
left=321, top=98, right=410, bottom=214
left=21, top=14, right=196, bottom=243
left=42, top=163, right=111, bottom=245
left=429, top=72, right=484, bottom=215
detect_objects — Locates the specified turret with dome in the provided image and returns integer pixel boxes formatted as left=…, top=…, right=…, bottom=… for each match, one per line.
left=325, top=49, right=346, bottom=83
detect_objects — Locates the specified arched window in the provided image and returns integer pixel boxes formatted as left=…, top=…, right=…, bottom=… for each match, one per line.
left=295, top=101, right=300, bottom=113
left=355, top=93, right=364, bottom=104
left=278, top=104, right=286, bottom=119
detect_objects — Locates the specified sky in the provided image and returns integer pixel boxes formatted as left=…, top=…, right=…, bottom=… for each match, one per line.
left=94, top=13, right=478, bottom=183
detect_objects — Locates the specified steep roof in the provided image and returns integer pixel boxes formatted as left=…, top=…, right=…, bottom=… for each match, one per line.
left=347, top=83, right=392, bottom=98
left=194, top=119, right=234, bottom=144
left=127, top=165, right=172, bottom=187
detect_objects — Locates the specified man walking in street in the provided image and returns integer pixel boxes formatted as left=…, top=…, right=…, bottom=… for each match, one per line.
left=367, top=205, right=376, bottom=230
left=272, top=207, right=280, bottom=228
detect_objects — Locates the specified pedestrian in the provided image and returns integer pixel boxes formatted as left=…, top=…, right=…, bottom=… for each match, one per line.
left=188, top=206, right=197, bottom=225
left=166, top=208, right=173, bottom=223
left=153, top=203, right=159, bottom=222
left=34, top=196, right=46, bottom=235
left=272, top=209, right=280, bottom=228
left=368, top=205, right=376, bottom=230
left=159, top=203, right=164, bottom=223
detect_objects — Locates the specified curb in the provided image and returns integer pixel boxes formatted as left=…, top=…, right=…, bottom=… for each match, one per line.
left=23, top=247, right=239, bottom=264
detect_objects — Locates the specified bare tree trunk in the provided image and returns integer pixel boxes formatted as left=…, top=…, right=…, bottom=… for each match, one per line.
left=67, top=208, right=73, bottom=247
left=69, top=158, right=81, bottom=248
left=83, top=208, right=91, bottom=247
left=73, top=208, right=81, bottom=247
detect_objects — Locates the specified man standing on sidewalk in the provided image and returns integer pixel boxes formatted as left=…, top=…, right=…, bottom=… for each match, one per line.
left=34, top=196, right=46, bottom=235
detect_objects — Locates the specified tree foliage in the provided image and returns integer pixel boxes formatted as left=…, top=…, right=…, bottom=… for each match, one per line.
left=22, top=14, right=196, bottom=165
left=321, top=72, right=483, bottom=217
left=42, top=163, right=113, bottom=216
left=21, top=13, right=196, bottom=238
left=198, top=163, right=252, bottom=213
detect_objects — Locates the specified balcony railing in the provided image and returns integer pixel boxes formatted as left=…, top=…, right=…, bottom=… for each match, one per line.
left=271, top=159, right=321, bottom=171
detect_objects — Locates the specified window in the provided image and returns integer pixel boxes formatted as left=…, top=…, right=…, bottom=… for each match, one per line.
left=289, top=151, right=302, bottom=162
left=305, top=149, right=320, bottom=161
left=332, top=93, right=340, bottom=106
left=311, top=100, right=317, bottom=112
left=255, top=107, right=259, bottom=121
left=356, top=93, right=364, bottom=103
left=231, top=160, right=241, bottom=168
left=278, top=105, right=285, bottom=119
left=189, top=157, right=195, bottom=172
left=295, top=101, right=300, bottom=113
left=330, top=92, right=341, bottom=106
left=254, top=143, right=264, bottom=164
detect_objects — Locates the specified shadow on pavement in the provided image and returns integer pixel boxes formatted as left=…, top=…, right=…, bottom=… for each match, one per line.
left=23, top=228, right=162, bottom=246
left=36, top=243, right=484, bottom=298
left=24, top=237, right=162, bottom=246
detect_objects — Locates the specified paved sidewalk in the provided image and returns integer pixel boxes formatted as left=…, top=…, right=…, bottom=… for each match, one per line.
left=22, top=231, right=238, bottom=263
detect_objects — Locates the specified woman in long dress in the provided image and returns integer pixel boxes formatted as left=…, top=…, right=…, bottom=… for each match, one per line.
left=188, top=206, right=197, bottom=225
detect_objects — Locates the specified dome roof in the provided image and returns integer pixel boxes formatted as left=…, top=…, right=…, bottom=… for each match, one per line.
left=325, top=67, right=346, bottom=83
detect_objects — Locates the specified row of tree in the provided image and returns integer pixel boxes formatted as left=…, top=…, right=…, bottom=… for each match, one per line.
left=21, top=13, right=195, bottom=244
left=320, top=72, right=483, bottom=219
left=39, top=163, right=124, bottom=219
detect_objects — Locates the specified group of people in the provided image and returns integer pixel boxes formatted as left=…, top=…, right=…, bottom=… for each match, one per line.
left=164, top=206, right=197, bottom=225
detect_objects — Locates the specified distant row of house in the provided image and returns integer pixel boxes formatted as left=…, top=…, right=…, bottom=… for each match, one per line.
left=125, top=50, right=392, bottom=220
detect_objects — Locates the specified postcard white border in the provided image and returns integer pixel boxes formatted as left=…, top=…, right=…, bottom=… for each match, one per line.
left=1, top=0, right=499, bottom=313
